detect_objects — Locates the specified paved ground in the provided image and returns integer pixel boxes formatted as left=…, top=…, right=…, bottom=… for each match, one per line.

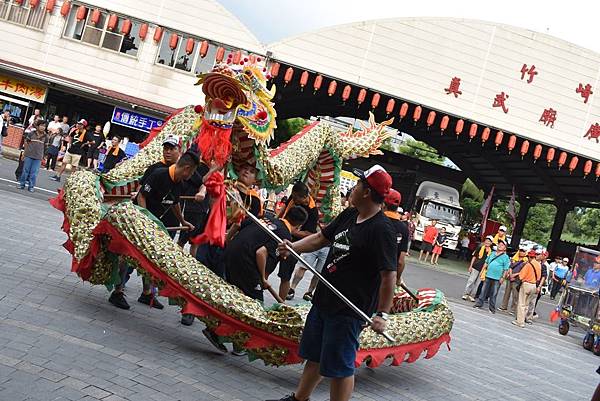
left=0, top=161, right=598, bottom=401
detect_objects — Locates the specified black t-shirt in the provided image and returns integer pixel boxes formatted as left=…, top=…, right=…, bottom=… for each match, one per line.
left=180, top=163, right=210, bottom=214
left=139, top=161, right=168, bottom=186
left=313, top=208, right=397, bottom=316
left=68, top=130, right=91, bottom=155
left=471, top=245, right=491, bottom=271
left=139, top=167, right=181, bottom=226
left=436, top=233, right=447, bottom=246
left=282, top=198, right=319, bottom=240
left=240, top=190, right=262, bottom=217
left=385, top=214, right=409, bottom=257
left=225, top=216, right=291, bottom=299
left=102, top=148, right=126, bottom=172
left=89, top=132, right=104, bottom=150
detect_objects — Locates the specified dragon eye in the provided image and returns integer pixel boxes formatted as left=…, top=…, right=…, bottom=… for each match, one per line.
left=245, top=70, right=252, bottom=76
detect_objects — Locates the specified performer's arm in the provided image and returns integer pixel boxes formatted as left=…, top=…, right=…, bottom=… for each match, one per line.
left=397, top=252, right=406, bottom=281
left=137, top=192, right=147, bottom=208
left=280, top=232, right=329, bottom=256
left=377, top=270, right=396, bottom=314
left=173, top=204, right=194, bottom=231
left=256, top=246, right=270, bottom=288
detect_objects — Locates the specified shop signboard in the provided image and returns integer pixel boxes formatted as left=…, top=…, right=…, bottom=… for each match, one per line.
left=0, top=74, right=48, bottom=103
left=111, top=107, right=164, bottom=133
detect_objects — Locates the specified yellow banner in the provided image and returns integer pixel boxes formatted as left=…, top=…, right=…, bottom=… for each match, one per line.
left=340, top=170, right=358, bottom=181
left=0, top=74, right=48, bottom=103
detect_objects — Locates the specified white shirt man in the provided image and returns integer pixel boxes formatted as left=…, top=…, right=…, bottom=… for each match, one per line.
left=47, top=115, right=62, bottom=134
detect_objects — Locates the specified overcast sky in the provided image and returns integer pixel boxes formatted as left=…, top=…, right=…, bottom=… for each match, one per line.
left=218, top=0, right=600, bottom=53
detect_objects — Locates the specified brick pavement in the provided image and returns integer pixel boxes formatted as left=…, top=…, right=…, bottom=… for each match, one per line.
left=0, top=189, right=598, bottom=401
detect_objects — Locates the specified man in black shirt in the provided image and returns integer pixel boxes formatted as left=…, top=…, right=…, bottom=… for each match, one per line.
left=383, top=188, right=410, bottom=286
left=278, top=181, right=319, bottom=300
left=50, top=119, right=89, bottom=182
left=101, top=136, right=126, bottom=173
left=86, top=124, right=105, bottom=170
left=270, top=165, right=397, bottom=401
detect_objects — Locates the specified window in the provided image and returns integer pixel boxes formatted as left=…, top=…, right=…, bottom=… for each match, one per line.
left=0, top=0, right=48, bottom=30
left=63, top=5, right=141, bottom=57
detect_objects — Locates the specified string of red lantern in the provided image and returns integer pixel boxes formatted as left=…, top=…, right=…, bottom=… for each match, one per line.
left=385, top=99, right=395, bottom=116
left=455, top=119, right=464, bottom=139
left=283, top=67, right=294, bottom=86
left=357, top=89, right=367, bottom=106
left=413, top=106, right=422, bottom=125
left=520, top=140, right=529, bottom=159
left=494, top=131, right=503, bottom=149
left=121, top=19, right=132, bottom=36
left=90, top=9, right=100, bottom=26
left=138, top=23, right=148, bottom=40
left=75, top=5, right=87, bottom=21
left=29, top=0, right=40, bottom=9
left=300, top=71, right=309, bottom=91
left=342, top=85, right=352, bottom=103
left=327, top=80, right=337, bottom=96
left=199, top=41, right=209, bottom=58
left=595, top=163, right=600, bottom=181
left=507, top=135, right=516, bottom=154
left=215, top=47, right=225, bottom=63
left=185, top=38, right=195, bottom=55
left=371, top=93, right=380, bottom=110
left=557, top=151, right=567, bottom=169
left=546, top=148, right=555, bottom=165
left=399, top=103, right=409, bottom=120
left=269, top=62, right=280, bottom=79
left=168, top=33, right=178, bottom=50
left=468, top=123, right=477, bottom=141
left=60, top=0, right=70, bottom=17
left=313, top=75, right=323, bottom=93
left=426, top=111, right=436, bottom=129
left=440, top=115, right=449, bottom=133
left=584, top=160, right=593, bottom=177
left=153, top=27, right=163, bottom=43
left=46, top=0, right=56, bottom=12
left=568, top=156, right=578, bottom=174
left=480, top=127, right=490, bottom=146
left=107, top=14, right=118, bottom=31
left=533, top=144, right=542, bottom=162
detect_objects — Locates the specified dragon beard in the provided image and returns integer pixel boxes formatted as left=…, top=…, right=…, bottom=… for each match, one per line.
left=196, top=118, right=233, bottom=166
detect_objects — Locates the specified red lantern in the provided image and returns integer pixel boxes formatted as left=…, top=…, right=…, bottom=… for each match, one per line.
left=121, top=19, right=132, bottom=35
left=469, top=123, right=477, bottom=141
left=507, top=135, right=517, bottom=154
left=60, top=0, right=70, bottom=17
left=371, top=93, right=381, bottom=109
left=520, top=140, right=529, bottom=159
left=185, top=38, right=195, bottom=55
left=14, top=0, right=23, bottom=4
left=327, top=80, right=337, bottom=96
left=284, top=67, right=294, bottom=85
left=426, top=111, right=436, bottom=127
left=248, top=54, right=257, bottom=64
left=153, top=27, right=163, bottom=43
left=313, top=75, right=323, bottom=93
left=199, top=40, right=209, bottom=58
left=546, top=148, right=555, bottom=165
left=90, top=9, right=101, bottom=26
left=413, top=106, right=422, bottom=123
left=481, top=127, right=490, bottom=145
left=568, top=156, right=579, bottom=173
left=455, top=119, right=464, bottom=137
left=231, top=50, right=241, bottom=64
left=138, top=23, right=148, bottom=40
left=300, top=71, right=309, bottom=90
left=595, top=163, right=600, bottom=181
left=29, top=0, right=39, bottom=9
left=215, top=47, right=225, bottom=62
left=169, top=33, right=179, bottom=50
left=584, top=160, right=593, bottom=177
left=270, top=62, right=280, bottom=78
left=399, top=102, right=409, bottom=119
left=557, top=151, right=567, bottom=169
left=385, top=99, right=395, bottom=116
left=440, top=115, right=449, bottom=133
left=357, top=88, right=367, bottom=106
left=494, top=131, right=504, bottom=149
left=45, top=0, right=56, bottom=13
left=107, top=14, right=118, bottom=31
left=533, top=144, right=542, bottom=162
left=75, top=5, right=87, bottom=21
left=342, top=85, right=352, bottom=102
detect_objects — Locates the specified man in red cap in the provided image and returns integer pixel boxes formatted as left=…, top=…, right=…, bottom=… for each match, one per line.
left=270, top=164, right=398, bottom=401
left=383, top=188, right=409, bottom=286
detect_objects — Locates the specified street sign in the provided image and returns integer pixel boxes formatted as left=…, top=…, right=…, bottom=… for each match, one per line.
left=111, top=107, right=164, bottom=133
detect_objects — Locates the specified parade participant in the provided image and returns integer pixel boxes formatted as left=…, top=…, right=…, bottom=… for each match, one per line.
left=550, top=257, right=570, bottom=299
left=499, top=246, right=528, bottom=314
left=278, top=181, right=319, bottom=301
left=584, top=261, right=600, bottom=289
left=418, top=219, right=438, bottom=263
left=382, top=189, right=409, bottom=285
left=269, top=165, right=397, bottom=401
left=50, top=119, right=89, bottom=182
left=101, top=136, right=126, bottom=173
left=18, top=119, right=47, bottom=193
left=492, top=225, right=507, bottom=245
left=45, top=127, right=63, bottom=171
left=531, top=248, right=548, bottom=319
left=406, top=212, right=415, bottom=256
left=225, top=162, right=263, bottom=240
left=548, top=255, right=561, bottom=294
left=87, top=124, right=105, bottom=170
left=512, top=249, right=541, bottom=328
left=462, top=235, right=493, bottom=302
left=59, top=115, right=70, bottom=137
left=108, top=152, right=199, bottom=311
left=431, top=226, right=447, bottom=266
left=474, top=239, right=511, bottom=313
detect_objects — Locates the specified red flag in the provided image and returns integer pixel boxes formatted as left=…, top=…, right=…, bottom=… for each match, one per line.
left=549, top=307, right=560, bottom=322
left=480, top=186, right=495, bottom=239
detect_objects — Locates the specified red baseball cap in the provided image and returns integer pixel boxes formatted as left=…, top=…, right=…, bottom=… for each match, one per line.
left=353, top=165, right=392, bottom=198
left=527, top=249, right=537, bottom=257
left=384, top=188, right=401, bottom=206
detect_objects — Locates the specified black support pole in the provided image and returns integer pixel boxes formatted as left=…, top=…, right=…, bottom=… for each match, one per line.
left=510, top=199, right=532, bottom=250
left=547, top=200, right=572, bottom=256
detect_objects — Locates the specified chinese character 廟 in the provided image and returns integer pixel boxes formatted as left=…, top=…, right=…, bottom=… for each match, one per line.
left=493, top=92, right=509, bottom=114
left=539, top=108, right=557, bottom=128
left=576, top=83, right=593, bottom=104
left=520, top=64, right=538, bottom=84
left=444, top=77, right=463, bottom=98
left=584, top=123, right=600, bottom=143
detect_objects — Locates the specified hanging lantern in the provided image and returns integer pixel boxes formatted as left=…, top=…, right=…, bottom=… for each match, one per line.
left=107, top=14, right=118, bottom=31
left=342, top=85, right=352, bottom=102
left=153, top=27, right=163, bottom=43
left=557, top=151, right=567, bottom=169
left=455, top=119, right=464, bottom=138
left=371, top=93, right=381, bottom=110
left=121, top=19, right=132, bottom=36
left=283, top=67, right=294, bottom=86
left=357, top=88, right=367, bottom=106
left=494, top=131, right=504, bottom=149
left=199, top=40, right=209, bottom=58
left=249, top=54, right=257, bottom=64
left=299, top=71, right=309, bottom=91
left=270, top=62, right=280, bottom=78
left=313, top=75, right=323, bottom=94
left=385, top=99, right=395, bottom=116
left=185, top=38, right=195, bottom=55
left=75, top=5, right=87, bottom=21
left=507, top=135, right=517, bottom=154
left=232, top=50, right=241, bottom=64
left=533, top=144, right=542, bottom=162
left=413, top=106, right=422, bottom=124
left=426, top=111, right=436, bottom=128
left=584, top=160, right=593, bottom=177
left=399, top=102, right=409, bottom=120
left=440, top=115, right=449, bottom=133
left=595, top=163, right=600, bottom=181
left=45, top=0, right=56, bottom=13
left=168, top=33, right=179, bottom=50
left=90, top=9, right=101, bottom=26
left=520, top=140, right=529, bottom=159
left=14, top=0, right=23, bottom=5
left=468, top=123, right=478, bottom=142
left=327, top=80, right=337, bottom=96
left=29, top=0, right=40, bottom=9
left=138, top=23, right=148, bottom=40
left=546, top=147, right=555, bottom=165
left=480, top=127, right=490, bottom=146
left=60, top=0, right=70, bottom=17
left=568, top=156, right=579, bottom=173
left=215, top=47, right=225, bottom=62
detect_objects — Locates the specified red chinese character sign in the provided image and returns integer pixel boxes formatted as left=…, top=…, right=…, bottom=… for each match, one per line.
left=520, top=64, right=538, bottom=83
left=539, top=108, right=557, bottom=128
left=576, top=83, right=593, bottom=104
left=584, top=123, right=600, bottom=143
left=444, top=77, right=462, bottom=98
left=492, top=92, right=509, bottom=113
left=0, top=74, right=48, bottom=103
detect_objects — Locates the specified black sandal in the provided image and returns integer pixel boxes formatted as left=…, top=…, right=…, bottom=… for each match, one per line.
left=302, top=292, right=313, bottom=302
left=286, top=288, right=295, bottom=300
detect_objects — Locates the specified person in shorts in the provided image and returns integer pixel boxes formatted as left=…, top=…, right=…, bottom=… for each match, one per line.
left=382, top=188, right=409, bottom=285
left=50, top=119, right=89, bottom=182
left=86, top=124, right=105, bottom=170
left=431, top=226, right=447, bottom=265
left=288, top=245, right=330, bottom=302
left=418, top=219, right=438, bottom=263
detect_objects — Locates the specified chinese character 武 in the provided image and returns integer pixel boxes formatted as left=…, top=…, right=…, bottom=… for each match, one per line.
left=576, top=83, right=593, bottom=104
left=520, top=64, right=538, bottom=84
left=584, top=123, right=600, bottom=143
left=120, top=113, right=130, bottom=124
left=539, top=108, right=557, bottom=128
left=493, top=92, right=509, bottom=114
left=444, top=77, right=463, bottom=98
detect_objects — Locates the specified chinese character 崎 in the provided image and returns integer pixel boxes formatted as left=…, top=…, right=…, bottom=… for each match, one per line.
left=444, top=77, right=463, bottom=98
left=539, top=108, right=557, bottom=128
left=576, top=83, right=593, bottom=104
left=584, top=123, right=600, bottom=143
left=492, top=92, right=509, bottom=114
left=520, top=64, right=538, bottom=84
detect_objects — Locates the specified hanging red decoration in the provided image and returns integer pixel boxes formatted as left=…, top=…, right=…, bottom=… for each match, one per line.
left=14, top=0, right=23, bottom=4
left=520, top=140, right=529, bottom=159
left=455, top=119, right=464, bottom=137
left=426, top=111, right=436, bottom=127
left=413, top=106, right=422, bottom=124
left=121, top=19, right=132, bottom=35
left=299, top=71, right=309, bottom=90
left=595, top=163, right=600, bottom=181
left=185, top=38, right=195, bottom=55
left=371, top=93, right=381, bottom=109
left=507, top=135, right=517, bottom=154
left=385, top=99, right=395, bottom=116
left=284, top=67, right=294, bottom=86
left=357, top=88, right=367, bottom=106
left=533, top=144, right=542, bottom=162
left=313, top=75, right=323, bottom=93
left=468, top=123, right=478, bottom=141
left=45, top=0, right=56, bottom=13
left=480, top=127, right=490, bottom=146
left=232, top=50, right=241, bottom=64
left=199, top=41, right=209, bottom=58
left=568, top=156, right=579, bottom=173
left=584, top=160, right=593, bottom=177
left=138, top=23, right=148, bottom=40
left=60, top=0, right=70, bottom=17
left=327, top=80, right=337, bottom=96
left=440, top=115, right=449, bottom=133
left=557, top=151, right=567, bottom=169
left=169, top=33, right=179, bottom=50
left=75, top=5, right=87, bottom=21
left=90, top=9, right=101, bottom=26
left=342, top=85, right=352, bottom=102
left=546, top=148, right=555, bottom=165
left=494, top=131, right=504, bottom=149
left=215, top=47, right=225, bottom=63
left=399, top=102, right=409, bottom=120
left=153, top=27, right=164, bottom=43
left=29, top=0, right=40, bottom=9
left=107, top=14, right=118, bottom=31
left=270, top=62, right=280, bottom=78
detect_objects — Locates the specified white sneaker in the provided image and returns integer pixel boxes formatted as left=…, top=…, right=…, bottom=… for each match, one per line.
left=468, top=296, right=476, bottom=302
left=462, top=295, right=468, bottom=300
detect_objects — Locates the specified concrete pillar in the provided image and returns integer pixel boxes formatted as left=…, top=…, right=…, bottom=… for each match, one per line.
left=547, top=200, right=572, bottom=255
left=510, top=199, right=532, bottom=249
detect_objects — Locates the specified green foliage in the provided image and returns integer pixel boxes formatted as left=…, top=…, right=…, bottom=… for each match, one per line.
left=560, top=207, right=600, bottom=245
left=461, top=178, right=484, bottom=202
left=397, top=139, right=445, bottom=166
left=272, top=118, right=308, bottom=147
left=522, top=204, right=556, bottom=245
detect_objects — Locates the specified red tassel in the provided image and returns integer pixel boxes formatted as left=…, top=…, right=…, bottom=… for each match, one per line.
left=196, top=120, right=233, bottom=166
left=549, top=309, right=560, bottom=322
left=190, top=172, right=226, bottom=247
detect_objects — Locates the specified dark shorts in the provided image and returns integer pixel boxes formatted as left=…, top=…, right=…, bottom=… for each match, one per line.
left=277, top=255, right=297, bottom=281
left=299, top=306, right=363, bottom=378
left=178, top=210, right=207, bottom=244
left=420, top=241, right=433, bottom=252
left=87, top=147, right=99, bottom=160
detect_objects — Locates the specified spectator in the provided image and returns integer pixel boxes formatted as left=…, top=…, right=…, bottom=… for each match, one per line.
left=45, top=127, right=63, bottom=171
left=18, top=119, right=47, bottom=193
left=86, top=124, right=105, bottom=170
left=499, top=246, right=528, bottom=315
left=458, top=233, right=471, bottom=260
left=532, top=249, right=548, bottom=319
left=418, top=219, right=438, bottom=263
left=0, top=109, right=10, bottom=157
left=512, top=249, right=541, bottom=328
left=406, top=213, right=416, bottom=256
left=584, top=261, right=600, bottom=289
left=474, top=239, right=511, bottom=313
left=59, top=116, right=71, bottom=136
left=550, top=257, right=570, bottom=300
left=431, top=226, right=447, bottom=265
left=493, top=225, right=507, bottom=245
left=381, top=189, right=409, bottom=285
left=27, top=108, right=42, bottom=126
left=47, top=115, right=61, bottom=136
left=463, top=235, right=493, bottom=302
left=102, top=136, right=126, bottom=173
left=50, top=119, right=89, bottom=182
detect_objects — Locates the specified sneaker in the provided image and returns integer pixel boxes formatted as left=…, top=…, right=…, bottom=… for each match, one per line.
left=509, top=311, right=515, bottom=316
left=511, top=320, right=525, bottom=328
left=231, top=349, right=247, bottom=357
left=532, top=312, right=539, bottom=319
left=498, top=307, right=507, bottom=311
left=286, top=288, right=295, bottom=301
left=202, top=328, right=227, bottom=353
left=468, top=296, right=476, bottom=302
left=108, top=291, right=130, bottom=310
left=473, top=304, right=481, bottom=308
left=461, top=295, right=468, bottom=300
left=525, top=319, right=533, bottom=325
left=266, top=394, right=306, bottom=401
left=181, top=314, right=195, bottom=326
left=28, top=187, right=34, bottom=193
left=489, top=308, right=496, bottom=314
left=302, top=292, right=313, bottom=302
left=49, top=175, right=60, bottom=182
left=137, top=293, right=164, bottom=309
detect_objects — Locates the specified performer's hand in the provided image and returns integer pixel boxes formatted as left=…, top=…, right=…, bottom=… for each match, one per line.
left=277, top=240, right=293, bottom=259
left=130, top=191, right=138, bottom=201
left=468, top=266, right=473, bottom=273
left=370, top=316, right=387, bottom=334
left=194, top=191, right=205, bottom=202
left=261, top=278, right=270, bottom=290
left=183, top=221, right=195, bottom=232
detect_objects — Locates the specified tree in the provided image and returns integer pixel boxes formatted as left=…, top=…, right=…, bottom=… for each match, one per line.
left=397, top=139, right=445, bottom=166
left=522, top=204, right=556, bottom=245
left=271, top=118, right=308, bottom=147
